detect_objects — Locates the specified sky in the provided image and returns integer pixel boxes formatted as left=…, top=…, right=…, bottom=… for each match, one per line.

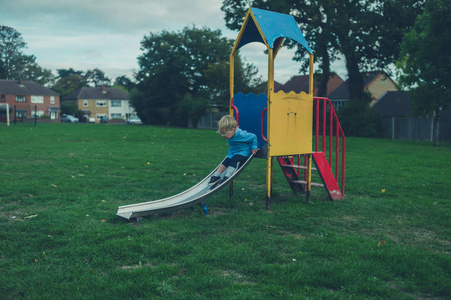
left=1, top=0, right=347, bottom=85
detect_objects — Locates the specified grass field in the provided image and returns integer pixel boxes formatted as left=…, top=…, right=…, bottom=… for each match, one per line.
left=0, top=123, right=450, bottom=299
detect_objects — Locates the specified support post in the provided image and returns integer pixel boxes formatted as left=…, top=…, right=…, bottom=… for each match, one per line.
left=265, top=47, right=274, bottom=211
left=266, top=157, right=272, bottom=210
left=306, top=154, right=312, bottom=204
left=229, top=181, right=234, bottom=199
left=6, top=104, right=10, bottom=126
left=229, top=53, right=235, bottom=116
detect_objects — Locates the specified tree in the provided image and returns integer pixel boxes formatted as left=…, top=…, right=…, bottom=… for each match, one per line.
left=0, top=25, right=37, bottom=80
left=0, top=25, right=55, bottom=85
left=21, top=62, right=55, bottom=86
left=133, top=26, right=261, bottom=126
left=0, top=25, right=27, bottom=79
left=84, top=68, right=111, bottom=87
left=57, top=68, right=83, bottom=78
left=114, top=75, right=135, bottom=91
left=52, top=74, right=86, bottom=98
left=221, top=0, right=423, bottom=102
left=397, top=0, right=451, bottom=145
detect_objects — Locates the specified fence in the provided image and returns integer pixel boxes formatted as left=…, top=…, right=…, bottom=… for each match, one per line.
left=381, top=116, right=451, bottom=143
left=197, top=113, right=451, bottom=143
left=194, top=112, right=228, bottom=129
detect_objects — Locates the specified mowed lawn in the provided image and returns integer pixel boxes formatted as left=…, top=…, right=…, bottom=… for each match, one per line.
left=0, top=123, right=450, bottom=299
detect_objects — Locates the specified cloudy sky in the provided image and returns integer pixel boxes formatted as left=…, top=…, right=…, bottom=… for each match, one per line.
left=1, top=0, right=347, bottom=84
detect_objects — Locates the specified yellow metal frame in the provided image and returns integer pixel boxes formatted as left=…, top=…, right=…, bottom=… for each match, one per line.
left=230, top=9, right=315, bottom=206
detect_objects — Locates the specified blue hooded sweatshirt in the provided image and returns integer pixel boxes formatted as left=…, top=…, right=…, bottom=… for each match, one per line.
left=227, top=128, right=258, bottom=158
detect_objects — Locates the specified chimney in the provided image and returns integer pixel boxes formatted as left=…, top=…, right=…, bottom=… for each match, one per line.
left=101, top=85, right=106, bottom=93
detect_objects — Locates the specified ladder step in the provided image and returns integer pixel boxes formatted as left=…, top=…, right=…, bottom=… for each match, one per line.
left=281, top=164, right=317, bottom=171
left=292, top=180, right=324, bottom=187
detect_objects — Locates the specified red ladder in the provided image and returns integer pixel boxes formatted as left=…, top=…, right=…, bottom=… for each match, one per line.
left=277, top=97, right=345, bottom=201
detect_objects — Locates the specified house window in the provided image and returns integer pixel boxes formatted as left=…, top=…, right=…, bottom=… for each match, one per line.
left=31, top=110, right=45, bottom=117
left=111, top=113, right=122, bottom=119
left=111, top=100, right=122, bottom=107
left=15, top=110, right=27, bottom=117
left=1, top=95, right=5, bottom=102
left=332, top=100, right=347, bottom=111
left=31, top=96, right=44, bottom=103
left=16, top=96, right=26, bottom=103
left=83, top=100, right=88, bottom=107
left=96, top=113, right=107, bottom=120
left=96, top=100, right=107, bottom=107
left=50, top=96, right=55, bottom=104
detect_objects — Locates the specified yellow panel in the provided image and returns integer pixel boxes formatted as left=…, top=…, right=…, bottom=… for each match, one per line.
left=268, top=91, right=313, bottom=156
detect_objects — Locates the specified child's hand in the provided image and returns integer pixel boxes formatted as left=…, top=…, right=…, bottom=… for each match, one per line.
left=252, top=149, right=258, bottom=155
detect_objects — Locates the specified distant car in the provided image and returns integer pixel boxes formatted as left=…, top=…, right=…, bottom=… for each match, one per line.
left=61, top=115, right=79, bottom=123
left=127, top=116, right=142, bottom=125
left=100, top=116, right=108, bottom=123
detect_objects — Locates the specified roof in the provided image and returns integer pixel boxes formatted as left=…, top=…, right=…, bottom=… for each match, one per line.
left=328, top=72, right=384, bottom=100
left=234, top=8, right=312, bottom=53
left=279, top=75, right=310, bottom=94
left=0, top=80, right=59, bottom=96
left=371, top=91, right=412, bottom=117
left=278, top=74, right=343, bottom=96
left=63, top=86, right=129, bottom=101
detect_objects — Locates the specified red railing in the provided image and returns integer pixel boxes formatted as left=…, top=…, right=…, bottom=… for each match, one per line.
left=231, top=98, right=239, bottom=125
left=313, top=97, right=346, bottom=196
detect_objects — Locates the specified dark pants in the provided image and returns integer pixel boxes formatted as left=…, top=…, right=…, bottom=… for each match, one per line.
left=221, top=155, right=248, bottom=170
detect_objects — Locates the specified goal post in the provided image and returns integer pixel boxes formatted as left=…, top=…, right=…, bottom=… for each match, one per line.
left=0, top=103, right=10, bottom=126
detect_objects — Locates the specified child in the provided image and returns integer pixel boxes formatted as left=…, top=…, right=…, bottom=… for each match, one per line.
left=208, top=115, right=258, bottom=185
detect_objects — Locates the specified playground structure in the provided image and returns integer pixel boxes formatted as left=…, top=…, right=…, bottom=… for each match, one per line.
left=117, top=8, right=345, bottom=220
left=229, top=8, right=345, bottom=209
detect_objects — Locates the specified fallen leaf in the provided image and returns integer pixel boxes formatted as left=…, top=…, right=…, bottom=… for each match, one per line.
left=24, top=214, right=38, bottom=219
left=101, top=219, right=106, bottom=222
left=378, top=240, right=386, bottom=247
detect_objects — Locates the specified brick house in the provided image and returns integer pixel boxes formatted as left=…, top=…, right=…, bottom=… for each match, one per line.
left=0, top=79, right=60, bottom=122
left=62, top=86, right=135, bottom=123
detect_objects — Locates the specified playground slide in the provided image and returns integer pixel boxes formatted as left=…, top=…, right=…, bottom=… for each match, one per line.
left=116, top=155, right=254, bottom=220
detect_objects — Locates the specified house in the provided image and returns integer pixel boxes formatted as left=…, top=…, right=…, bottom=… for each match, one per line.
left=0, top=79, right=60, bottom=122
left=277, top=73, right=344, bottom=96
left=371, top=91, right=411, bottom=117
left=63, top=86, right=135, bottom=123
left=328, top=71, right=398, bottom=110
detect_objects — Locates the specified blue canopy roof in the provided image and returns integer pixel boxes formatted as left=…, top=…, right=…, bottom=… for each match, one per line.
left=235, top=8, right=312, bottom=54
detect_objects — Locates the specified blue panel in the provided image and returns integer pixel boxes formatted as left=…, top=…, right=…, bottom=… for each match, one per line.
left=233, top=92, right=267, bottom=149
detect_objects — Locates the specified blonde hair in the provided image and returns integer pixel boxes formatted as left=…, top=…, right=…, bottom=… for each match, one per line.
left=217, top=115, right=237, bottom=134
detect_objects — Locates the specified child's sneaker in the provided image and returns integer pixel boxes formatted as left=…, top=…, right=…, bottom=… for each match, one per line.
left=208, top=176, right=220, bottom=185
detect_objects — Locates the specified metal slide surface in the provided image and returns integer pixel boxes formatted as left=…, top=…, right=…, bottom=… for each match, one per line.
left=116, top=155, right=254, bottom=220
